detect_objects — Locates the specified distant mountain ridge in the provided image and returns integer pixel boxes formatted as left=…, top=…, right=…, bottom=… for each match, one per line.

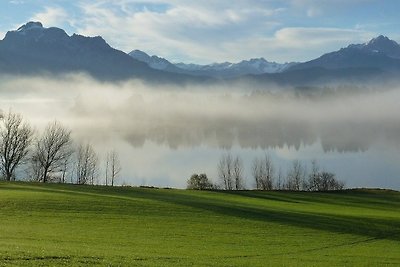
left=0, top=21, right=196, bottom=83
left=287, top=35, right=400, bottom=72
left=1, top=21, right=400, bottom=86
left=128, top=50, right=185, bottom=73
left=129, top=49, right=297, bottom=77
left=129, top=35, right=400, bottom=84
left=355, top=35, right=400, bottom=58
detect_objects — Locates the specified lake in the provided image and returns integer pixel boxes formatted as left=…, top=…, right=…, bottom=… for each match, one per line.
left=1, top=74, right=399, bottom=189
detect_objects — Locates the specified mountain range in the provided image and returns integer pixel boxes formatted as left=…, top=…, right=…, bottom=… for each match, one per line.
left=1, top=21, right=400, bottom=86
left=0, top=22, right=197, bottom=83
left=289, top=35, right=400, bottom=72
left=129, top=49, right=297, bottom=78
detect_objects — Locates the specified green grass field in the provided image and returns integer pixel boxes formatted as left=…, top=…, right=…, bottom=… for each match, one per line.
left=0, top=182, right=399, bottom=266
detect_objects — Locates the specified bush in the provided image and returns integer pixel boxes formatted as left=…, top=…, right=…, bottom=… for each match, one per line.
left=187, top=173, right=213, bottom=190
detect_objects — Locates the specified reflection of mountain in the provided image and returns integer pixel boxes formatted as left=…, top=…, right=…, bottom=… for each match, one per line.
left=121, top=104, right=392, bottom=152
left=103, top=90, right=399, bottom=153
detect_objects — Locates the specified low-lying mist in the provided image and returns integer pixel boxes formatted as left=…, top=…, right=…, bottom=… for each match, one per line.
left=1, top=74, right=399, bottom=189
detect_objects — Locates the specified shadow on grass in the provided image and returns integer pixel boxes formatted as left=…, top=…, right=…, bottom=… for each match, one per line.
left=3, top=182, right=400, bottom=242
left=149, top=190, right=400, bottom=241
left=219, top=189, right=400, bottom=212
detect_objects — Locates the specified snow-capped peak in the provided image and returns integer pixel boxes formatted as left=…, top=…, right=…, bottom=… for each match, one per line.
left=344, top=35, right=400, bottom=59
left=174, top=58, right=298, bottom=77
left=362, top=35, right=400, bottom=58
left=367, top=35, right=391, bottom=45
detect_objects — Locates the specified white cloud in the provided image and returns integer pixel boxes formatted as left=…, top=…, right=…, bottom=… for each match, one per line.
left=306, top=7, right=322, bottom=18
left=214, top=27, right=375, bottom=63
left=273, top=27, right=374, bottom=48
left=31, top=6, right=69, bottom=28
left=73, top=1, right=284, bottom=62
left=9, top=0, right=25, bottom=4
left=290, top=0, right=376, bottom=17
left=269, top=27, right=375, bottom=61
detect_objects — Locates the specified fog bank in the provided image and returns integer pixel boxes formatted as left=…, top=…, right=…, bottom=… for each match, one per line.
left=1, top=74, right=399, bottom=189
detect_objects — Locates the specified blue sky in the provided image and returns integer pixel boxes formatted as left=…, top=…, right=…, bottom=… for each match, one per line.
left=1, top=0, right=399, bottom=64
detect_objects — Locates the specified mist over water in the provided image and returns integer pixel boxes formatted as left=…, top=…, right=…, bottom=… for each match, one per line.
left=1, top=74, right=399, bottom=189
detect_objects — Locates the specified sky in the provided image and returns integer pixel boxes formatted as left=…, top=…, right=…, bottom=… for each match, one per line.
left=0, top=0, right=399, bottom=64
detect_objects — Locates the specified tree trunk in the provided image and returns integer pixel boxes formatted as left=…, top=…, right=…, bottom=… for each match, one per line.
left=5, top=172, right=11, bottom=182
left=42, top=167, right=48, bottom=183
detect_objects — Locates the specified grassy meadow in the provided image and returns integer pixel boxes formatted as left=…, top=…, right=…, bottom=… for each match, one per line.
left=0, top=182, right=399, bottom=266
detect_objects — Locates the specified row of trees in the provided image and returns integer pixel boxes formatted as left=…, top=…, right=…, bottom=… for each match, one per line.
left=217, top=154, right=245, bottom=190
left=188, top=154, right=344, bottom=191
left=0, top=111, right=121, bottom=185
left=217, top=153, right=344, bottom=191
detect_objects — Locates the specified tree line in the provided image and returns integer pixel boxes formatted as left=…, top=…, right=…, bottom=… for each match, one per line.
left=187, top=153, right=345, bottom=191
left=0, top=111, right=121, bottom=185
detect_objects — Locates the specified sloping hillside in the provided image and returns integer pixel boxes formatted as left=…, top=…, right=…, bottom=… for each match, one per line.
left=0, top=182, right=399, bottom=266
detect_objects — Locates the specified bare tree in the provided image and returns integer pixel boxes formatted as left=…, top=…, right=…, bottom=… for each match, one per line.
left=286, top=160, right=305, bottom=191
left=252, top=157, right=262, bottom=189
left=33, top=121, right=72, bottom=183
left=105, top=154, right=109, bottom=186
left=60, top=157, right=71, bottom=183
left=0, top=111, right=33, bottom=181
left=306, top=160, right=345, bottom=191
left=262, top=154, right=274, bottom=190
left=27, top=154, right=44, bottom=182
left=307, top=160, right=321, bottom=191
left=75, top=143, right=98, bottom=185
left=318, top=171, right=345, bottom=191
left=276, top=167, right=283, bottom=190
left=233, top=156, right=245, bottom=190
left=106, top=150, right=121, bottom=186
left=217, top=153, right=233, bottom=190
left=89, top=156, right=98, bottom=185
left=252, top=154, right=274, bottom=190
